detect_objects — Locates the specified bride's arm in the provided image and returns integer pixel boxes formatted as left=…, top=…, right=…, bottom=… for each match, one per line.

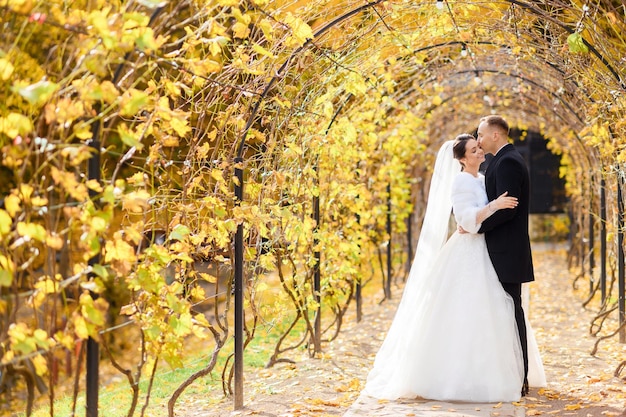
left=453, top=175, right=518, bottom=233
left=452, top=175, right=483, bottom=233
left=475, top=192, right=518, bottom=225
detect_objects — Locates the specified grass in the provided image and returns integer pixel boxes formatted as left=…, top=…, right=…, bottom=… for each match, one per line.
left=24, top=306, right=316, bottom=417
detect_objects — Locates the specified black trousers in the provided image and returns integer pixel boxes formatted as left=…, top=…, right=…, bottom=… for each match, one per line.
left=501, top=282, right=528, bottom=387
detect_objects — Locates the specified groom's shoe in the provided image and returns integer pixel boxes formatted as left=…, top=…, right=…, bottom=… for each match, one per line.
left=521, top=380, right=529, bottom=397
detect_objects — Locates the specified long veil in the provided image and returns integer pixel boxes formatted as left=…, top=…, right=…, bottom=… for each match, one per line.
left=363, top=140, right=461, bottom=397
left=407, top=140, right=461, bottom=287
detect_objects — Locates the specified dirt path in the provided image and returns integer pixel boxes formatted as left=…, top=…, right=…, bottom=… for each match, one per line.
left=183, top=243, right=626, bottom=417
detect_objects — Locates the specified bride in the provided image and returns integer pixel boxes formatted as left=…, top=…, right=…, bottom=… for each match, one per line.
left=363, top=134, right=546, bottom=402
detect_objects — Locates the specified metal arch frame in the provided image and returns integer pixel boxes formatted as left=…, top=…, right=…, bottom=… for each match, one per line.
left=231, top=0, right=623, bottom=409
left=235, top=0, right=625, bottom=159
left=393, top=41, right=590, bottom=112
left=504, top=0, right=626, bottom=90
left=234, top=0, right=386, bottom=159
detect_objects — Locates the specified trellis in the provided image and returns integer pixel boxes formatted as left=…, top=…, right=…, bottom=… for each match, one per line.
left=1, top=0, right=626, bottom=416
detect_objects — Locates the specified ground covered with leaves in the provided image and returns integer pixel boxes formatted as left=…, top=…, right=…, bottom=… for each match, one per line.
left=180, top=244, right=626, bottom=417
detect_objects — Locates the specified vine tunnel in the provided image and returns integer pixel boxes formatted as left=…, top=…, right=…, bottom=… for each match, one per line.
left=226, top=0, right=625, bottom=319
left=1, top=0, right=626, bottom=415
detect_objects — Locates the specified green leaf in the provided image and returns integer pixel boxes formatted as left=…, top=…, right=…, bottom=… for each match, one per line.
left=567, top=33, right=589, bottom=53
left=169, top=313, right=193, bottom=336
left=13, top=80, right=59, bottom=106
left=135, top=28, right=159, bottom=51
left=120, top=89, right=150, bottom=117
left=0, top=269, right=13, bottom=287
left=91, top=264, right=109, bottom=279
left=81, top=295, right=106, bottom=326
left=136, top=0, right=169, bottom=8
left=118, top=125, right=143, bottom=149
left=169, top=224, right=191, bottom=241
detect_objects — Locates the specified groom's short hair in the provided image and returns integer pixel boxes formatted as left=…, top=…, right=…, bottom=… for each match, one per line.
left=481, top=115, right=509, bottom=135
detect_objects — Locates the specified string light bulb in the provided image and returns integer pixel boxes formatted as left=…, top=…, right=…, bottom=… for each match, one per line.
left=436, top=0, right=444, bottom=10
left=461, top=44, right=468, bottom=57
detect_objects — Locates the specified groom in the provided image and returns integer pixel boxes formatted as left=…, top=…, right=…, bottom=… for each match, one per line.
left=477, top=115, right=534, bottom=397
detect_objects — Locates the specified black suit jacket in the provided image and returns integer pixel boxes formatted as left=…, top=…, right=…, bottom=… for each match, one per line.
left=478, top=144, right=534, bottom=284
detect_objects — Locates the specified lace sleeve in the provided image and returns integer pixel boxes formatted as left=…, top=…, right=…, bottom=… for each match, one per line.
left=451, top=174, right=482, bottom=234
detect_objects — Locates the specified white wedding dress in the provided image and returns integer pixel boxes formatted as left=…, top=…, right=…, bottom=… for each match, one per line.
left=363, top=142, right=546, bottom=403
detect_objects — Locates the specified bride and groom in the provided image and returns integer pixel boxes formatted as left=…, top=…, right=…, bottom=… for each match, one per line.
left=363, top=115, right=546, bottom=402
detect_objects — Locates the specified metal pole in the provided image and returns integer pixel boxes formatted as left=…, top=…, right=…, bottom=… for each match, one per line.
left=589, top=175, right=595, bottom=294
left=233, top=158, right=244, bottom=409
left=600, top=176, right=607, bottom=301
left=618, top=171, right=625, bottom=343
left=406, top=211, right=413, bottom=280
left=580, top=198, right=585, bottom=278
left=386, top=183, right=392, bottom=299
left=313, top=178, right=322, bottom=353
left=355, top=210, right=362, bottom=322
left=86, top=118, right=101, bottom=417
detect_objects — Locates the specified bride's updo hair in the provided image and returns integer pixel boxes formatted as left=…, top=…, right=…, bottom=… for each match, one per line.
left=452, top=133, right=475, bottom=170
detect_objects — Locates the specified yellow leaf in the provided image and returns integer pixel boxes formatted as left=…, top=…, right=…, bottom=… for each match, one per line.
left=283, top=13, right=313, bottom=48
left=46, top=233, right=64, bottom=250
left=0, top=210, right=12, bottom=236
left=4, top=0, right=34, bottom=13
left=8, top=323, right=36, bottom=354
left=73, top=315, right=89, bottom=339
left=0, top=58, right=14, bottom=80
left=86, top=179, right=103, bottom=193
left=0, top=112, right=34, bottom=138
left=16, top=222, right=47, bottom=243
left=50, top=167, right=89, bottom=201
left=199, top=273, right=218, bottom=283
left=344, top=72, right=367, bottom=96
left=258, top=18, right=274, bottom=41
left=44, top=98, right=85, bottom=125
left=54, top=332, right=75, bottom=351
left=122, top=190, right=152, bottom=213
left=233, top=21, right=250, bottom=39
left=432, top=95, right=443, bottom=106
left=30, top=196, right=48, bottom=207
left=32, top=354, right=48, bottom=376
left=104, top=239, right=138, bottom=264
left=211, top=169, right=225, bottom=183
left=196, top=142, right=212, bottom=159
left=252, top=43, right=275, bottom=58
left=189, top=59, right=221, bottom=75
left=119, top=303, right=137, bottom=316
left=78, top=80, right=119, bottom=104
left=161, top=136, right=179, bottom=147
left=0, top=267, right=13, bottom=287
left=18, top=184, right=33, bottom=201
left=0, top=254, right=14, bottom=272
left=73, top=122, right=93, bottom=140
left=163, top=79, right=181, bottom=98
left=169, top=117, right=191, bottom=137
